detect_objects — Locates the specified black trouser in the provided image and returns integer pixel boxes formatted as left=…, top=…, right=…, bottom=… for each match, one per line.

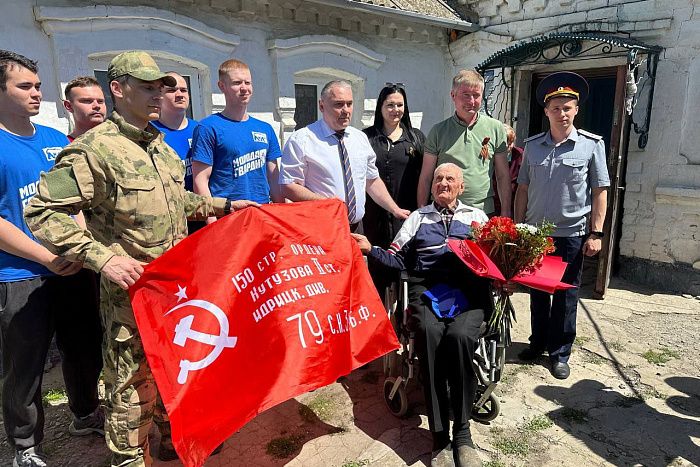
left=528, top=236, right=584, bottom=363
left=407, top=281, right=484, bottom=434
left=0, top=270, right=102, bottom=449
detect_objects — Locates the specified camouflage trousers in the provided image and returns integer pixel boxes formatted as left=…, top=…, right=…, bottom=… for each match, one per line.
left=101, top=279, right=172, bottom=467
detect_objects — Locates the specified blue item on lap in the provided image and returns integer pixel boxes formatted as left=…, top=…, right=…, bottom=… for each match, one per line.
left=422, top=284, right=469, bottom=319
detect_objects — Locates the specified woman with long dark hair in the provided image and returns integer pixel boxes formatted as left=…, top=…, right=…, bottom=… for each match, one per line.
left=363, top=83, right=425, bottom=293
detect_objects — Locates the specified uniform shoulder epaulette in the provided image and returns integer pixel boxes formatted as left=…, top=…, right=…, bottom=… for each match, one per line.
left=578, top=129, right=603, bottom=140
left=523, top=132, right=546, bottom=143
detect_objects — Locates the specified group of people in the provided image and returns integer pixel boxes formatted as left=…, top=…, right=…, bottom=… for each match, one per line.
left=353, top=70, right=609, bottom=467
left=0, top=46, right=608, bottom=467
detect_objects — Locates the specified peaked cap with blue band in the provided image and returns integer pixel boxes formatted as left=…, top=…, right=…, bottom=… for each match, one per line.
left=536, top=71, right=589, bottom=107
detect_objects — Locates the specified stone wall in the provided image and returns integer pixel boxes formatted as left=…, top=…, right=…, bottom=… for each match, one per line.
left=464, top=0, right=675, bottom=38
left=454, top=0, right=700, bottom=291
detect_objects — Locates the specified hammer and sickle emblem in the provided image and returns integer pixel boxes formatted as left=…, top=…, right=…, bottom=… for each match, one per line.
left=165, top=299, right=238, bottom=384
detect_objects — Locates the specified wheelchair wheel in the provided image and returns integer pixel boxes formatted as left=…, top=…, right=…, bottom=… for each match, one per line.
left=383, top=377, right=408, bottom=417
left=471, top=393, right=500, bottom=423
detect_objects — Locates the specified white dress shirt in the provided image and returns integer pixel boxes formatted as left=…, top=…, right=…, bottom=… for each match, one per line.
left=280, top=119, right=379, bottom=224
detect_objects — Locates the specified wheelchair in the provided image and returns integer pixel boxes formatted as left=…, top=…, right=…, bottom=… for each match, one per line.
left=381, top=273, right=512, bottom=423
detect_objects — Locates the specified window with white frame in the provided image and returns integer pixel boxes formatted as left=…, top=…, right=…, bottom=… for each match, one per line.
left=293, top=70, right=364, bottom=129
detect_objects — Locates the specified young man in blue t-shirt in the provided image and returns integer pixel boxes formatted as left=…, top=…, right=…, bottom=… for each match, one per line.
left=152, top=71, right=195, bottom=191
left=0, top=50, right=103, bottom=467
left=191, top=59, right=282, bottom=225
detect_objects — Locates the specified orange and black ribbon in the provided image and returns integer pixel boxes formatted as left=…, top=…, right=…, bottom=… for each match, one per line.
left=480, top=137, right=491, bottom=161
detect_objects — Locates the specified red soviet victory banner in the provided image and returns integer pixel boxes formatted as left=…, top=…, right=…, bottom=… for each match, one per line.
left=128, top=199, right=399, bottom=467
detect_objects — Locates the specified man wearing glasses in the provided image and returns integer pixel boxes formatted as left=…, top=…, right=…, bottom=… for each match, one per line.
left=280, top=79, right=409, bottom=233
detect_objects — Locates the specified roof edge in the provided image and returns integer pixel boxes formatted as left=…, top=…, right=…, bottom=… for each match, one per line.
left=304, top=0, right=479, bottom=33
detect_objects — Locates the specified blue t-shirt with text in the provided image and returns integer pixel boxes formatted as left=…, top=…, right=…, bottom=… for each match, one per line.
left=191, top=114, right=281, bottom=203
left=152, top=118, right=196, bottom=191
left=0, top=124, right=68, bottom=281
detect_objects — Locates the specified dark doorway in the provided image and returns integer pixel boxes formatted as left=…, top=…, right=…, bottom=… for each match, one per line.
left=528, top=69, right=617, bottom=155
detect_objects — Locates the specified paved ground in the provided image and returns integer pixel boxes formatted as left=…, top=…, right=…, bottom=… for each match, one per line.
left=1, top=277, right=699, bottom=466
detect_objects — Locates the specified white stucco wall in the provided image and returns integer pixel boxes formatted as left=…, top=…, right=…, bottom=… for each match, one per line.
left=457, top=0, right=700, bottom=271
left=2, top=1, right=66, bottom=132
left=3, top=0, right=453, bottom=143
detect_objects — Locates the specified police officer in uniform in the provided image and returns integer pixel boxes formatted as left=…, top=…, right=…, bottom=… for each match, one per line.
left=25, top=51, right=257, bottom=466
left=514, top=71, right=610, bottom=379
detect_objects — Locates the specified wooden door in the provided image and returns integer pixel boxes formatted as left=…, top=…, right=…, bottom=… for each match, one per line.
left=593, top=65, right=629, bottom=299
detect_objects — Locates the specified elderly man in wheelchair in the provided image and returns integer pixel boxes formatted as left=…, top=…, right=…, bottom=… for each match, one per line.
left=352, top=162, right=494, bottom=467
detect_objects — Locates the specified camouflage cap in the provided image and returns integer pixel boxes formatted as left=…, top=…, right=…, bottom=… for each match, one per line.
left=107, top=51, right=176, bottom=86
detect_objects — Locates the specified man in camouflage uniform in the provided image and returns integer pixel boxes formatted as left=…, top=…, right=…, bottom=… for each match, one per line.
left=25, top=51, right=257, bottom=466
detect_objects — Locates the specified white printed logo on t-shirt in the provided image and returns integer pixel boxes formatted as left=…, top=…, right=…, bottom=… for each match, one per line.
left=251, top=132, right=268, bottom=144
left=42, top=147, right=62, bottom=161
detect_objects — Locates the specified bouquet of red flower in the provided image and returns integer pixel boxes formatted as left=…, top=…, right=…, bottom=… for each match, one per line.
left=471, top=217, right=556, bottom=279
left=458, top=217, right=556, bottom=333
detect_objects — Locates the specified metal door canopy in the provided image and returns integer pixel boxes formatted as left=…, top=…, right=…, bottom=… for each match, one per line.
left=476, top=32, right=662, bottom=148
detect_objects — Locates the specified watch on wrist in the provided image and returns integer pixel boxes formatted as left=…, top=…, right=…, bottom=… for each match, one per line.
left=224, top=199, right=232, bottom=215
left=589, top=230, right=604, bottom=239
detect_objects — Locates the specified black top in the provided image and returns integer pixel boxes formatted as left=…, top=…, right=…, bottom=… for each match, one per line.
left=362, top=124, right=425, bottom=249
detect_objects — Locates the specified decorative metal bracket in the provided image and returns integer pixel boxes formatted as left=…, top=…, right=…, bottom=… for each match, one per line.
left=476, top=32, right=662, bottom=149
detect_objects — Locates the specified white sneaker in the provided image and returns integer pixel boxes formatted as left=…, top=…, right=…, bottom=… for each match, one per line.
left=13, top=446, right=47, bottom=467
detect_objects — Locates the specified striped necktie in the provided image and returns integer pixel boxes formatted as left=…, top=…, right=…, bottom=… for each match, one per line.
left=333, top=131, right=357, bottom=222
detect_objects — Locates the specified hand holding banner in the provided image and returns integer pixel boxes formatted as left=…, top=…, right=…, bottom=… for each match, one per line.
left=129, top=199, right=399, bottom=466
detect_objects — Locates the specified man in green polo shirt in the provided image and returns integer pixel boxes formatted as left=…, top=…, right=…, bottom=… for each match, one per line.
left=418, top=70, right=511, bottom=217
